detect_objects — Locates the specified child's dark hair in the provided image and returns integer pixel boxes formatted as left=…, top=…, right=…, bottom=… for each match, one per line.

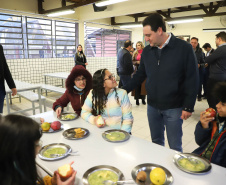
left=213, top=82, right=226, bottom=103
left=0, top=114, right=43, bottom=185
left=91, top=69, right=119, bottom=116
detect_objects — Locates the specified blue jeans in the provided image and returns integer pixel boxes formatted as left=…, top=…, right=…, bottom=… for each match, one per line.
left=119, top=75, right=131, bottom=86
left=0, top=81, right=5, bottom=113
left=147, top=104, right=183, bottom=152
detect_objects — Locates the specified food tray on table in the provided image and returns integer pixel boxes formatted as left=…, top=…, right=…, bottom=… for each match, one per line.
left=58, top=112, right=78, bottom=121
left=102, top=129, right=130, bottom=143
left=131, top=163, right=173, bottom=185
left=38, top=143, right=72, bottom=161
left=173, top=153, right=212, bottom=174
left=82, top=165, right=125, bottom=185
left=63, top=127, right=90, bottom=140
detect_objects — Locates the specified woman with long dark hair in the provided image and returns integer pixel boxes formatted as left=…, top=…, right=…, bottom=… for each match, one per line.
left=81, top=69, right=133, bottom=133
left=0, top=114, right=76, bottom=185
left=74, top=44, right=88, bottom=68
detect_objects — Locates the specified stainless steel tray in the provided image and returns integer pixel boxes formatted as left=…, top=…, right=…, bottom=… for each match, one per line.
left=131, top=163, right=173, bottom=185
left=58, top=112, right=79, bottom=121
left=82, top=165, right=125, bottom=185
left=38, top=143, right=72, bottom=161
left=42, top=122, right=64, bottom=133
left=173, top=153, right=212, bottom=174
left=102, top=129, right=130, bottom=143
left=63, top=127, right=90, bottom=140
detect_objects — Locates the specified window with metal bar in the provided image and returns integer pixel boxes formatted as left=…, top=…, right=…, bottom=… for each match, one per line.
left=0, top=13, right=24, bottom=59
left=55, top=21, right=76, bottom=58
left=26, top=17, right=52, bottom=58
left=85, top=26, right=131, bottom=57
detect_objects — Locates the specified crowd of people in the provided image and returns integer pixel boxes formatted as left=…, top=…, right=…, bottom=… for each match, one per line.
left=0, top=12, right=226, bottom=184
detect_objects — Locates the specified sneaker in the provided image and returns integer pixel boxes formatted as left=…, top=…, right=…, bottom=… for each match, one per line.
left=142, top=99, right=146, bottom=105
left=136, top=100, right=139, bottom=105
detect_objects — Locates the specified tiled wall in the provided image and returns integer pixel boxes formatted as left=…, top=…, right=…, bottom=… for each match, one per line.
left=7, top=57, right=117, bottom=85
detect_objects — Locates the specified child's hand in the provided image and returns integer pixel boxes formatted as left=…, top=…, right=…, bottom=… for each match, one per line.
left=40, top=118, right=44, bottom=123
left=200, top=111, right=215, bottom=129
left=94, top=116, right=106, bottom=128
left=56, top=107, right=62, bottom=118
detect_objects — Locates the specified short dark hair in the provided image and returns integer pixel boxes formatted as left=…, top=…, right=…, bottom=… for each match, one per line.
left=213, top=82, right=226, bottom=103
left=191, top=37, right=199, bottom=42
left=202, top=43, right=211, bottom=49
left=216, top=32, right=226, bottom=42
left=142, top=13, right=166, bottom=32
left=124, top=40, right=132, bottom=48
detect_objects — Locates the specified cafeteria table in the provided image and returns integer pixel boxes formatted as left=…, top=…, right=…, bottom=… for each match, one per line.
left=5, top=80, right=42, bottom=114
left=34, top=111, right=226, bottom=185
left=44, top=72, right=69, bottom=87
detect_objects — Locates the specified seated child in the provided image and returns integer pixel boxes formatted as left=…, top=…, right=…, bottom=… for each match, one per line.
left=81, top=69, right=133, bottom=133
left=193, top=82, right=226, bottom=168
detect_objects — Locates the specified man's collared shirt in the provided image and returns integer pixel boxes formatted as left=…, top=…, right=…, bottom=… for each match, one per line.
left=158, top=33, right=172, bottom=49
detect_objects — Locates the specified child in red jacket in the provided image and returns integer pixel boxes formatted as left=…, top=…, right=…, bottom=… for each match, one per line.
left=53, top=65, right=92, bottom=117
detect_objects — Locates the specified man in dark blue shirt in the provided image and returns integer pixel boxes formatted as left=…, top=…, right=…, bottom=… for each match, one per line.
left=123, top=13, right=198, bottom=152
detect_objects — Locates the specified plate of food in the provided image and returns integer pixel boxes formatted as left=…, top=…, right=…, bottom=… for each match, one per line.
left=173, top=153, right=212, bottom=174
left=63, top=127, right=90, bottom=140
left=131, top=163, right=173, bottom=185
left=102, top=129, right=130, bottom=143
left=41, top=121, right=63, bottom=133
left=82, top=165, right=124, bottom=185
left=38, top=143, right=72, bottom=161
left=58, top=113, right=78, bottom=121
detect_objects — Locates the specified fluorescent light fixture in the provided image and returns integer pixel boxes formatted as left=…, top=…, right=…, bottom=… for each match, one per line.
left=203, top=28, right=226, bottom=32
left=47, top=9, right=75, bottom=17
left=167, top=18, right=203, bottom=24
left=96, top=0, right=128, bottom=7
left=120, top=24, right=142, bottom=28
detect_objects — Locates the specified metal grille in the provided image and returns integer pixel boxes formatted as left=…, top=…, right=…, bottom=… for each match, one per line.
left=0, top=12, right=78, bottom=59
left=0, top=13, right=24, bottom=59
left=55, top=21, right=76, bottom=58
left=85, top=25, right=131, bottom=57
left=26, top=17, right=52, bottom=58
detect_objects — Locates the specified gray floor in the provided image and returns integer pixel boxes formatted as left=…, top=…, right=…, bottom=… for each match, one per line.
left=2, top=92, right=208, bottom=153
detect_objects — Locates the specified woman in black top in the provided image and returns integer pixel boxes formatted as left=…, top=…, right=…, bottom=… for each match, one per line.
left=74, top=44, right=88, bottom=68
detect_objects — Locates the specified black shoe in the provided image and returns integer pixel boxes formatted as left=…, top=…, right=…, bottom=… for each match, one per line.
left=136, top=100, right=139, bottom=105
left=203, top=96, right=207, bottom=99
left=197, top=97, right=202, bottom=101
left=142, top=99, right=146, bottom=105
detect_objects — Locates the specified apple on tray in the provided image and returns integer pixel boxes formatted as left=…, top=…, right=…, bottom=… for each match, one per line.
left=205, top=108, right=216, bottom=117
left=51, top=121, right=61, bottom=131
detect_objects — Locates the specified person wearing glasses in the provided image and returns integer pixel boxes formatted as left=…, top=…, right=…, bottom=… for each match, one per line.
left=53, top=65, right=92, bottom=118
left=81, top=69, right=133, bottom=133
left=0, top=114, right=76, bottom=185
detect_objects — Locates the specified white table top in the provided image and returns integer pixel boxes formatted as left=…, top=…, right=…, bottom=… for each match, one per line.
left=34, top=111, right=226, bottom=185
left=44, top=72, right=69, bottom=79
left=5, top=80, right=41, bottom=93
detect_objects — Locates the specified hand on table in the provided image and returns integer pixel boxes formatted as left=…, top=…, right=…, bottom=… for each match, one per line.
left=11, top=88, right=17, bottom=96
left=56, top=107, right=62, bottom=118
left=200, top=111, right=214, bottom=129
